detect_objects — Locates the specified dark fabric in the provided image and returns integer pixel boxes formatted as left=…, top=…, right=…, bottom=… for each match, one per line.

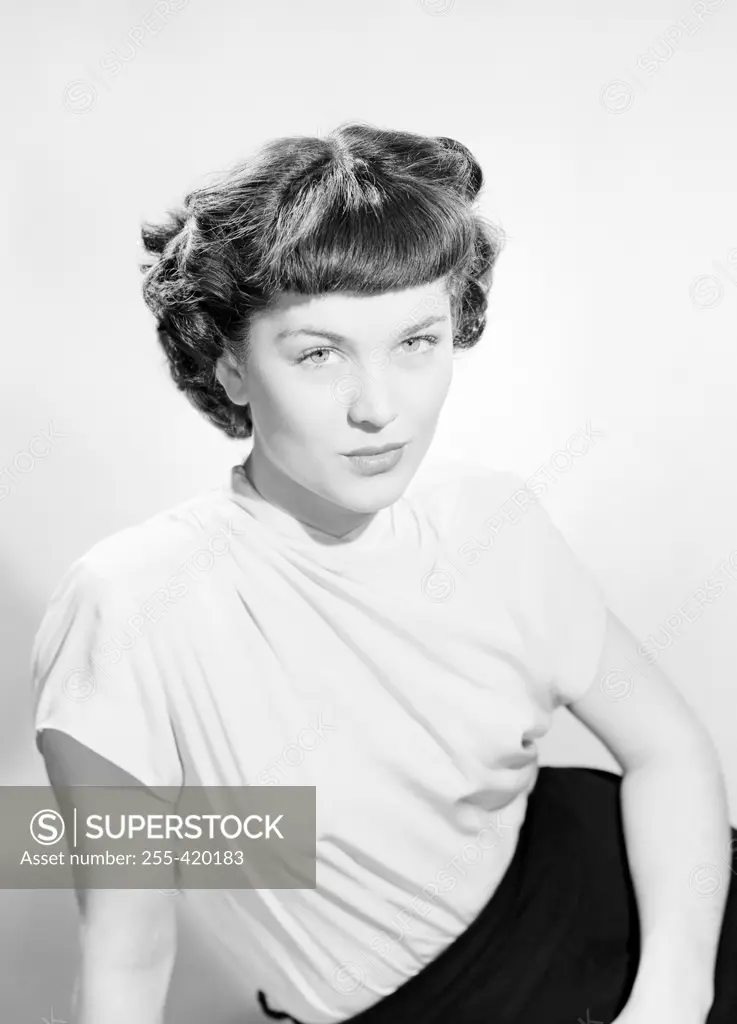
left=258, top=766, right=737, bottom=1024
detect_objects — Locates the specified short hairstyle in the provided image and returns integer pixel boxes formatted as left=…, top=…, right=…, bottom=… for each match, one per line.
left=139, top=121, right=505, bottom=439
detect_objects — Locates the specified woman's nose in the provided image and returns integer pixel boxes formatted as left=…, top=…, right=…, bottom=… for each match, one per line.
left=344, top=368, right=397, bottom=428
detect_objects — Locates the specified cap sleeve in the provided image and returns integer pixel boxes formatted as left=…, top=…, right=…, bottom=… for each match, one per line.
left=497, top=473, right=609, bottom=707
left=30, top=558, right=184, bottom=790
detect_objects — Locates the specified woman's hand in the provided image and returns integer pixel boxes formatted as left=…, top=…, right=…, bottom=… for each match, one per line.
left=608, top=938, right=715, bottom=1024
left=611, top=991, right=711, bottom=1024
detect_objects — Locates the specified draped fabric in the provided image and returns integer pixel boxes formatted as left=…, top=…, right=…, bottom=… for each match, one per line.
left=31, top=460, right=612, bottom=1023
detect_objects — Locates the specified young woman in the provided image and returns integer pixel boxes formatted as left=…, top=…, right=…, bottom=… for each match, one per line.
left=32, top=122, right=737, bottom=1024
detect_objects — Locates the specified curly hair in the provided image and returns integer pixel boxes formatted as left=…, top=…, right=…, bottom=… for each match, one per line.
left=139, top=121, right=506, bottom=439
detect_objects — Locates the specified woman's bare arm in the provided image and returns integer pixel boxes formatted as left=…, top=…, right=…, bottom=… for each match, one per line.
left=566, top=609, right=731, bottom=1018
left=39, top=729, right=180, bottom=1024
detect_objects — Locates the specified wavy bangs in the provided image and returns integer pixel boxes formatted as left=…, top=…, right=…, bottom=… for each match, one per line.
left=256, top=167, right=478, bottom=302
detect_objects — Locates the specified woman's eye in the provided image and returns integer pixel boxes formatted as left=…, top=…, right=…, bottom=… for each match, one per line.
left=298, top=347, right=335, bottom=367
left=400, top=335, right=439, bottom=354
left=297, top=335, right=439, bottom=368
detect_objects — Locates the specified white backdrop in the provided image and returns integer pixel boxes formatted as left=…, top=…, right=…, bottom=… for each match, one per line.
left=3, top=0, right=737, bottom=1020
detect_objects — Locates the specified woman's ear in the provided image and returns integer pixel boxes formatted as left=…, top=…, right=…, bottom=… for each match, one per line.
left=215, top=353, right=249, bottom=406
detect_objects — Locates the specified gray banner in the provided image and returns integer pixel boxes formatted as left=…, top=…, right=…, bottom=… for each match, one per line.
left=2, top=786, right=316, bottom=889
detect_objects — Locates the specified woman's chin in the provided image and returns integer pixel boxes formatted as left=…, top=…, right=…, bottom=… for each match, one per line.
left=328, top=475, right=404, bottom=513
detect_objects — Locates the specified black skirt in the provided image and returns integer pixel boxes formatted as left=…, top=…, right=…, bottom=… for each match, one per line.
left=258, top=766, right=737, bottom=1024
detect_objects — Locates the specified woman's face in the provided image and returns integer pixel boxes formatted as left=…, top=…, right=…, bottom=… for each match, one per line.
left=216, top=277, right=455, bottom=523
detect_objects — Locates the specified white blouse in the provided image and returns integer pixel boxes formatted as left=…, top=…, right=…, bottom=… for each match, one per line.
left=30, top=460, right=608, bottom=1023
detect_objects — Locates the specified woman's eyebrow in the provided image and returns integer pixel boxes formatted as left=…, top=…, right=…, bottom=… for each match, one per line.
left=274, top=313, right=449, bottom=346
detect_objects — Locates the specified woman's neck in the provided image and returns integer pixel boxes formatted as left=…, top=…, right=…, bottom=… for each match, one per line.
left=243, top=449, right=382, bottom=545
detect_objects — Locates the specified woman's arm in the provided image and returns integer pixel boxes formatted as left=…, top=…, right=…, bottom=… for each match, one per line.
left=72, top=888, right=178, bottom=1024
left=40, top=729, right=180, bottom=1024
left=566, top=610, right=732, bottom=1018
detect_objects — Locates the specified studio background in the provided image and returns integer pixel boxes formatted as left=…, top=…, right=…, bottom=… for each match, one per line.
left=3, top=0, right=736, bottom=1020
